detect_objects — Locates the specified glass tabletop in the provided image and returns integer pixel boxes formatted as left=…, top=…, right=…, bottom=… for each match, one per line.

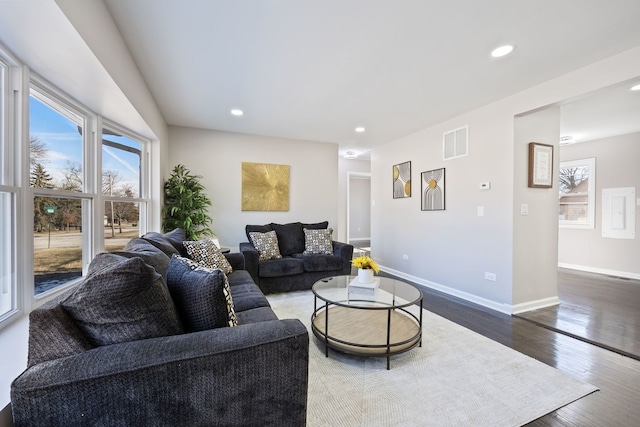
left=312, top=275, right=422, bottom=309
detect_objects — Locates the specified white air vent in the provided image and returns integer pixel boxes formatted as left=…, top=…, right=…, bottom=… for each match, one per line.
left=443, top=126, right=468, bottom=160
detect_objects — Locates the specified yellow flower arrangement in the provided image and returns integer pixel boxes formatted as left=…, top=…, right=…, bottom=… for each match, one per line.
left=351, top=255, right=380, bottom=274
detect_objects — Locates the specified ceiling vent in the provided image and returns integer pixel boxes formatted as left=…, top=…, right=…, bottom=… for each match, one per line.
left=443, top=126, right=468, bottom=160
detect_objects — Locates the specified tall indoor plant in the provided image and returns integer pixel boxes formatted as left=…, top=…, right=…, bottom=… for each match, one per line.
left=162, top=164, right=213, bottom=240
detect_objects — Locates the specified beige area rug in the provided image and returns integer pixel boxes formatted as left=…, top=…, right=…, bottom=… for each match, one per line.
left=267, top=291, right=598, bottom=427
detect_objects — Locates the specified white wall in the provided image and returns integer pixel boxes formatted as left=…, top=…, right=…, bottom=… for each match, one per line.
left=513, top=108, right=561, bottom=309
left=559, top=131, right=640, bottom=278
left=371, top=46, right=640, bottom=314
left=168, top=127, right=339, bottom=249
left=56, top=0, right=169, bottom=229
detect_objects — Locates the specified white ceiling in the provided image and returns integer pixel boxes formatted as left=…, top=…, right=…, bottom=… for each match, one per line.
left=560, top=82, right=640, bottom=145
left=102, top=0, right=640, bottom=157
left=2, top=1, right=638, bottom=157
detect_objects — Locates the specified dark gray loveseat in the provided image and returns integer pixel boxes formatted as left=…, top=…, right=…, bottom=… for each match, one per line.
left=240, top=221, right=354, bottom=294
left=11, top=229, right=308, bottom=426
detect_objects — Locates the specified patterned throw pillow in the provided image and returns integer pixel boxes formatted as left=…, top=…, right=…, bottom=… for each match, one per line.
left=183, top=238, right=233, bottom=275
left=249, top=230, right=282, bottom=261
left=303, top=228, right=333, bottom=254
left=168, top=255, right=238, bottom=328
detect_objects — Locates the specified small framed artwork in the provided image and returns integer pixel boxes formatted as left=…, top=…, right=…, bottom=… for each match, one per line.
left=421, top=168, right=445, bottom=211
left=393, top=161, right=412, bottom=198
left=528, top=142, right=554, bottom=188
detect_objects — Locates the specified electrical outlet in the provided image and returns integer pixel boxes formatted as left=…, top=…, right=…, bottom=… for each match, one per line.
left=402, top=254, right=409, bottom=260
left=484, top=272, right=496, bottom=281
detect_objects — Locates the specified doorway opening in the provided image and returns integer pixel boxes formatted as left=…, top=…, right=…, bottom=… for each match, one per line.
left=347, top=172, right=371, bottom=257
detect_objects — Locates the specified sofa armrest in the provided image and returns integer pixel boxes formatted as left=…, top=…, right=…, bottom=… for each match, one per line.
left=332, top=240, right=354, bottom=262
left=11, top=319, right=308, bottom=427
left=224, top=252, right=245, bottom=271
left=239, top=242, right=260, bottom=284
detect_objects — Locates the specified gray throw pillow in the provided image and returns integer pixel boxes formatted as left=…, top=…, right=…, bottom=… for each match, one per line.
left=166, top=255, right=237, bottom=331
left=141, top=232, right=181, bottom=257
left=61, top=254, right=183, bottom=347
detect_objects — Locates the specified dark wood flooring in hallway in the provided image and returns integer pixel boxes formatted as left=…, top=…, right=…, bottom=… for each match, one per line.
left=516, top=268, right=640, bottom=361
left=390, top=270, right=640, bottom=426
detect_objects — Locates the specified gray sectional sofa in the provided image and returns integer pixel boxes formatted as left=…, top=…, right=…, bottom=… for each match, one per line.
left=240, top=221, right=354, bottom=294
left=10, top=229, right=309, bottom=427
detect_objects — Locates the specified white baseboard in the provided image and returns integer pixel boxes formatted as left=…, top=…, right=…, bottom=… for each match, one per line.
left=511, top=296, right=560, bottom=315
left=558, top=263, right=640, bottom=281
left=380, top=265, right=514, bottom=315
left=349, top=237, right=371, bottom=242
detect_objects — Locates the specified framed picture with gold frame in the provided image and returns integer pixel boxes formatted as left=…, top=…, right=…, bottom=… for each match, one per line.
left=528, top=142, right=554, bottom=188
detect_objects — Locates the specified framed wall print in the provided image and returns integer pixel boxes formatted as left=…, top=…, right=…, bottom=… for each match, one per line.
left=528, top=142, right=554, bottom=188
left=421, top=168, right=445, bottom=211
left=393, top=161, right=411, bottom=198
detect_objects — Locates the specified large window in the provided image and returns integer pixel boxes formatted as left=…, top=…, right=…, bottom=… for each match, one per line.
left=29, top=88, right=91, bottom=296
left=0, top=50, right=152, bottom=329
left=559, top=158, right=596, bottom=229
left=102, top=127, right=145, bottom=251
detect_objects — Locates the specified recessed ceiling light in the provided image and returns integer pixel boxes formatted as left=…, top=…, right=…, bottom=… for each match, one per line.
left=343, top=151, right=358, bottom=159
left=355, top=127, right=365, bottom=133
left=230, top=109, right=243, bottom=116
left=631, top=84, right=640, bottom=91
left=491, top=45, right=515, bottom=58
left=559, top=135, right=574, bottom=145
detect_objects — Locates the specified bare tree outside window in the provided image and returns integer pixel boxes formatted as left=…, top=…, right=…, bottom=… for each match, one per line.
left=559, top=159, right=595, bottom=228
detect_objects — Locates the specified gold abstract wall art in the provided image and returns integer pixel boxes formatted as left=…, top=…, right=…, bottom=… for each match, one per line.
left=393, top=161, right=411, bottom=198
left=241, top=162, right=290, bottom=211
left=421, top=168, right=445, bottom=211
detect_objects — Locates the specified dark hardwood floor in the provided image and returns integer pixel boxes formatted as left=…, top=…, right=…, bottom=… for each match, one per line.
left=516, top=268, right=640, bottom=360
left=380, top=271, right=640, bottom=426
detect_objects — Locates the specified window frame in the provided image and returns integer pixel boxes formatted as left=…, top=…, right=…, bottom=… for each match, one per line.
left=0, top=47, right=155, bottom=331
left=558, top=158, right=596, bottom=229
left=29, top=80, right=96, bottom=300
left=100, top=120, right=150, bottom=249
left=0, top=50, right=22, bottom=328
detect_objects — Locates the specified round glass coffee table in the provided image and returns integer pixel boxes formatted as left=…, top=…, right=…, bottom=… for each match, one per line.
left=311, top=275, right=422, bottom=370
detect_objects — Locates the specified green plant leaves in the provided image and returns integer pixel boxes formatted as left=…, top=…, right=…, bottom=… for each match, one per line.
left=161, top=164, right=213, bottom=240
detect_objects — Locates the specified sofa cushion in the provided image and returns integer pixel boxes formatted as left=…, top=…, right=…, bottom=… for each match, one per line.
left=271, top=222, right=304, bottom=256
left=61, top=254, right=183, bottom=347
left=245, top=223, right=273, bottom=242
left=258, top=257, right=304, bottom=278
left=249, top=230, right=283, bottom=261
left=227, top=269, right=259, bottom=289
left=303, top=228, right=333, bottom=254
left=183, top=238, right=233, bottom=274
left=166, top=255, right=237, bottom=330
left=301, top=221, right=329, bottom=230
left=163, top=228, right=188, bottom=256
left=116, top=238, right=171, bottom=279
left=141, top=231, right=181, bottom=257
left=235, top=306, right=279, bottom=325
left=292, top=253, right=343, bottom=272
left=228, top=282, right=271, bottom=312
left=27, top=302, right=95, bottom=367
